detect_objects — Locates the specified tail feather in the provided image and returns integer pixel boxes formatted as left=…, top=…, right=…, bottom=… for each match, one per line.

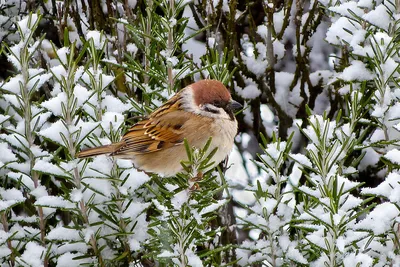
left=77, top=144, right=119, bottom=158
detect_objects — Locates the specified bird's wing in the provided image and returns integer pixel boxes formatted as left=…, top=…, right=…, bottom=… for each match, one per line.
left=111, top=95, right=190, bottom=155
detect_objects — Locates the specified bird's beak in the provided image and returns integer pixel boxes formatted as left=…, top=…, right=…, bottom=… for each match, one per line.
left=230, top=100, right=243, bottom=111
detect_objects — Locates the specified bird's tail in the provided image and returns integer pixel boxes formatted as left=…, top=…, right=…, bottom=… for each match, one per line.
left=77, top=143, right=120, bottom=158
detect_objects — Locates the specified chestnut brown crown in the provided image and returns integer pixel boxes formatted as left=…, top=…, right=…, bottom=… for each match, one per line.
left=191, top=80, right=232, bottom=106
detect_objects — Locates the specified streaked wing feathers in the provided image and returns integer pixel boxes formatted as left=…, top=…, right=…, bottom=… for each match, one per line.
left=111, top=95, right=188, bottom=155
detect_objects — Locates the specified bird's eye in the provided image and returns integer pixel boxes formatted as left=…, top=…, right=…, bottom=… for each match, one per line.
left=203, top=104, right=220, bottom=114
left=212, top=101, right=224, bottom=108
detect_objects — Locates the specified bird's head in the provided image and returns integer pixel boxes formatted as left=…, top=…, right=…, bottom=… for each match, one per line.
left=183, top=79, right=242, bottom=120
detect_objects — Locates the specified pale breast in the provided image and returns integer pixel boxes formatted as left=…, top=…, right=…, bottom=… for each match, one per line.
left=130, top=117, right=238, bottom=176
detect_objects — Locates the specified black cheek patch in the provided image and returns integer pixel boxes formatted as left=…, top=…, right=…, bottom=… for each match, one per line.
left=223, top=106, right=235, bottom=120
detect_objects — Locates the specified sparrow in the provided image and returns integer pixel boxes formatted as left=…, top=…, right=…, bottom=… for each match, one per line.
left=77, top=79, right=242, bottom=176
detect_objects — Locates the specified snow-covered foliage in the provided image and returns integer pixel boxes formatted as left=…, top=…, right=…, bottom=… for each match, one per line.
left=1, top=0, right=400, bottom=266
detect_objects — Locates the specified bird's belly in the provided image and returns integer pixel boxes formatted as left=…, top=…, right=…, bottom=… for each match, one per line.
left=131, top=119, right=237, bottom=177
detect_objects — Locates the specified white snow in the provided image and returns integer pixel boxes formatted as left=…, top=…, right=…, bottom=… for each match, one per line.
left=338, top=61, right=374, bottom=82
left=363, top=4, right=391, bottom=31
left=18, top=241, right=45, bottom=267
left=86, top=31, right=105, bottom=49
left=47, top=227, right=81, bottom=241
left=35, top=196, right=75, bottom=209
left=33, top=160, right=70, bottom=177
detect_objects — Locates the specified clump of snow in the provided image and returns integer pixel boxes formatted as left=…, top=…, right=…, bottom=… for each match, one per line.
left=47, top=227, right=81, bottom=241
left=35, top=196, right=75, bottom=209
left=363, top=4, right=391, bottom=31
left=338, top=61, right=374, bottom=81
left=326, top=17, right=361, bottom=45
left=18, top=241, right=45, bottom=267
left=86, top=31, right=105, bottom=49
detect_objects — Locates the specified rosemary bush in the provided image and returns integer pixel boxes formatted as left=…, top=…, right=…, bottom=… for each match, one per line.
left=1, top=0, right=400, bottom=266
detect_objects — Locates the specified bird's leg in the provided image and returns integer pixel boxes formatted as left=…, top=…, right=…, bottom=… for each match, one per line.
left=189, top=171, right=203, bottom=182
left=189, top=183, right=200, bottom=191
left=189, top=172, right=203, bottom=191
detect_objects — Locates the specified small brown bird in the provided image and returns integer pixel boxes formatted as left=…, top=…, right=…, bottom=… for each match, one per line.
left=77, top=79, right=242, bottom=176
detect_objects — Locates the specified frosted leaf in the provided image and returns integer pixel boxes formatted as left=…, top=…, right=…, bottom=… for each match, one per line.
left=287, top=246, right=307, bottom=264
left=185, top=249, right=203, bottom=267
left=100, top=74, right=115, bottom=90
left=158, top=251, right=177, bottom=257
left=30, top=185, right=48, bottom=199
left=241, top=44, right=268, bottom=77
left=326, top=17, right=361, bottom=45
left=73, top=84, right=91, bottom=106
left=363, top=4, right=391, bottom=31
left=273, top=39, right=285, bottom=60
left=75, top=121, right=100, bottom=144
left=35, top=196, right=75, bottom=209
left=17, top=14, right=40, bottom=35
left=119, top=166, right=151, bottom=193
left=381, top=57, right=398, bottom=83
left=0, top=114, right=10, bottom=125
left=50, top=65, right=67, bottom=80
left=362, top=172, right=400, bottom=203
left=7, top=43, right=23, bottom=70
left=27, top=69, right=52, bottom=91
left=2, top=94, right=20, bottom=108
left=128, top=213, right=149, bottom=251
left=343, top=252, right=373, bottom=267
left=47, top=227, right=81, bottom=241
left=259, top=198, right=277, bottom=216
left=1, top=74, right=22, bottom=94
left=329, top=2, right=364, bottom=18
left=31, top=107, right=51, bottom=131
left=358, top=147, right=380, bottom=171
left=337, top=175, right=360, bottom=193
left=199, top=199, right=227, bottom=216
left=297, top=185, right=322, bottom=198
left=84, top=156, right=113, bottom=177
left=81, top=178, right=112, bottom=201
left=384, top=149, right=400, bottom=165
left=358, top=0, right=374, bottom=8
left=127, top=43, right=138, bottom=55
left=0, top=142, right=17, bottom=164
left=275, top=72, right=297, bottom=117
left=0, top=247, right=11, bottom=258
left=236, top=83, right=261, bottom=100
left=18, top=241, right=45, bottom=267
left=7, top=172, right=35, bottom=190
left=290, top=153, right=312, bottom=168
left=40, top=92, right=66, bottom=116
left=11, top=214, right=38, bottom=223
left=39, top=120, right=69, bottom=146
left=56, top=252, right=92, bottom=267
left=122, top=202, right=151, bottom=219
left=55, top=242, right=88, bottom=255
left=70, top=188, right=83, bottom=202
left=340, top=194, right=363, bottom=212
left=355, top=202, right=399, bottom=235
left=86, top=30, right=105, bottom=49
left=102, top=96, right=131, bottom=113
left=171, top=190, right=189, bottom=209
left=0, top=188, right=25, bottom=211
left=338, top=61, right=374, bottom=81
left=306, top=229, right=327, bottom=250
left=33, top=160, right=71, bottom=178
left=2, top=70, right=51, bottom=94
left=56, top=47, right=70, bottom=65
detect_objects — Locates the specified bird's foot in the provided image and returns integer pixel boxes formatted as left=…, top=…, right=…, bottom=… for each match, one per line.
left=189, top=172, right=203, bottom=191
